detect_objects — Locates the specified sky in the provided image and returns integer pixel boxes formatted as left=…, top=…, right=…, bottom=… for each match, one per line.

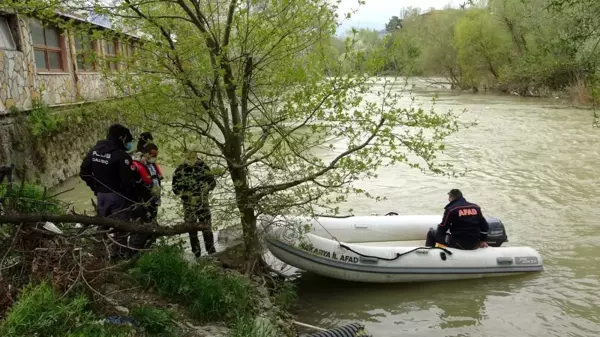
left=335, top=0, right=460, bottom=35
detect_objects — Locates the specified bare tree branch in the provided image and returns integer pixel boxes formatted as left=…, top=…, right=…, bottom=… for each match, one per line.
left=254, top=117, right=387, bottom=198
left=0, top=215, right=210, bottom=235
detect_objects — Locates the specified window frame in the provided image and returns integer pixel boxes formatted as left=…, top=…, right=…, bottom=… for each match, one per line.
left=0, top=15, right=17, bottom=51
left=126, top=39, right=139, bottom=71
left=30, top=19, right=67, bottom=73
left=74, top=32, right=98, bottom=72
left=104, top=39, right=119, bottom=72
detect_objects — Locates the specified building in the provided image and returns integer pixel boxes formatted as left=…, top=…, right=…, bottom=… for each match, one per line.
left=0, top=9, right=139, bottom=114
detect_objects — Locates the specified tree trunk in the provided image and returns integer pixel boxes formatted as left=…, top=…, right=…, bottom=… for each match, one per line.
left=228, top=164, right=261, bottom=273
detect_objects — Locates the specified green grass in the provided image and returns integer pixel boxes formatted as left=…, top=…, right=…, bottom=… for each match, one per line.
left=0, top=282, right=130, bottom=337
left=131, top=306, right=177, bottom=336
left=130, top=245, right=256, bottom=324
left=229, top=316, right=275, bottom=337
left=0, top=183, right=67, bottom=215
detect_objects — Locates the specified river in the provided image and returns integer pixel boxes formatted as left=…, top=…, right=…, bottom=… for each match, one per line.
left=51, top=78, right=600, bottom=337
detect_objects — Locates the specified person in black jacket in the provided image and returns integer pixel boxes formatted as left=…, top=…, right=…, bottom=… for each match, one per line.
left=136, top=131, right=153, bottom=153
left=425, top=189, right=489, bottom=250
left=80, top=123, right=138, bottom=259
left=172, top=150, right=217, bottom=257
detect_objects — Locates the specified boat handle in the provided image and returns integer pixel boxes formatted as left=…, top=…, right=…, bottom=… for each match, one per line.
left=496, top=257, right=514, bottom=265
left=359, top=256, right=378, bottom=264
left=354, top=224, right=368, bottom=229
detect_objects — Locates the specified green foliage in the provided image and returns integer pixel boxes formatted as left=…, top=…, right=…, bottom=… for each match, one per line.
left=0, top=282, right=130, bottom=337
left=27, top=99, right=58, bottom=139
left=374, top=0, right=600, bottom=96
left=0, top=183, right=67, bottom=214
left=131, top=306, right=176, bottom=336
left=454, top=9, right=512, bottom=86
left=130, top=245, right=256, bottom=324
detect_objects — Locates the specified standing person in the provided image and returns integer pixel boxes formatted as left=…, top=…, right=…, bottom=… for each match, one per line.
left=172, top=150, right=217, bottom=257
left=425, top=189, right=489, bottom=250
left=79, top=123, right=138, bottom=259
left=136, top=131, right=153, bottom=153
left=129, top=143, right=163, bottom=250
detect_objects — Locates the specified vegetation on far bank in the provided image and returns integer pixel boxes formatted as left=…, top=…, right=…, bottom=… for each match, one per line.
left=332, top=0, right=600, bottom=105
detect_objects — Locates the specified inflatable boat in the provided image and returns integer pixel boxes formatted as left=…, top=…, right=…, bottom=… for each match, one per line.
left=260, top=214, right=543, bottom=283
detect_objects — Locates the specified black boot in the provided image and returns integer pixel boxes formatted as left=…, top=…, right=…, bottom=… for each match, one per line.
left=203, top=230, right=216, bottom=255
left=189, top=231, right=202, bottom=258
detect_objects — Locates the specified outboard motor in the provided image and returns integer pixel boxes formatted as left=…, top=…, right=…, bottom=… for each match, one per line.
left=485, top=217, right=508, bottom=247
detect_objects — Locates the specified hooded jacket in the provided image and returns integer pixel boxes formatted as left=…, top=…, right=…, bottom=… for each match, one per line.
left=79, top=136, right=138, bottom=200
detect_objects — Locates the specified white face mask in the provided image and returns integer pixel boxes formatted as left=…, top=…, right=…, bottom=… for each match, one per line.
left=148, top=157, right=156, bottom=164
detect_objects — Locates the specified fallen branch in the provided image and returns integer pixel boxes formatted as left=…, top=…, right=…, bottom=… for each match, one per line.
left=0, top=214, right=210, bottom=235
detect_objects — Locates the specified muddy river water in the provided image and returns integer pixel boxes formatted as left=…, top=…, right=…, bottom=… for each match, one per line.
left=52, top=79, right=600, bottom=337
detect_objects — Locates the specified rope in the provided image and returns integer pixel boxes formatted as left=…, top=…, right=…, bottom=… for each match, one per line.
left=310, top=215, right=453, bottom=262
left=339, top=243, right=453, bottom=261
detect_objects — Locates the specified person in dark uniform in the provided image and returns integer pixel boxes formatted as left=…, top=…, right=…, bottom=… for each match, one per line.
left=172, top=150, right=217, bottom=257
left=79, top=123, right=138, bottom=258
left=425, top=189, right=489, bottom=250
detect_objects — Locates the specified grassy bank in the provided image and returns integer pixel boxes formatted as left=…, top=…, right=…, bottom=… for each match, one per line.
left=0, top=242, right=297, bottom=337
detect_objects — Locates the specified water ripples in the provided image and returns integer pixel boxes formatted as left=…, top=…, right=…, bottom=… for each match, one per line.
left=296, top=91, right=600, bottom=337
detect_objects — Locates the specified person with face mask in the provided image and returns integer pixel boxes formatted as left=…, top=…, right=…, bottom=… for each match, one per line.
left=129, top=142, right=163, bottom=250
left=172, top=150, right=217, bottom=257
left=79, top=123, right=138, bottom=259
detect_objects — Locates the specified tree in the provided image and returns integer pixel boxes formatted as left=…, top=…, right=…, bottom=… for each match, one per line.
left=385, top=16, right=402, bottom=32
left=454, top=9, right=512, bottom=89
left=5, top=0, right=462, bottom=273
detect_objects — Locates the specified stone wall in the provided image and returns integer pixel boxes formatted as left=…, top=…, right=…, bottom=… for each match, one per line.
left=37, top=74, right=77, bottom=105
left=0, top=16, right=36, bottom=114
left=0, top=103, right=119, bottom=187
left=0, top=12, right=137, bottom=186
left=77, top=73, right=108, bottom=101
left=0, top=14, right=132, bottom=114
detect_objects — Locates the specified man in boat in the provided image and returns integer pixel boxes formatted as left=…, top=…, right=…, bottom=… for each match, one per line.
left=425, top=189, right=489, bottom=250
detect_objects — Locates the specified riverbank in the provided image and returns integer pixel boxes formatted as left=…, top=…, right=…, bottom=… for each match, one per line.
left=0, top=182, right=299, bottom=337
left=409, top=75, right=599, bottom=109
left=0, top=242, right=298, bottom=337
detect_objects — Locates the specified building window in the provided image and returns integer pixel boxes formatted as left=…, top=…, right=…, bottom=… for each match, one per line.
left=30, top=19, right=65, bottom=72
left=104, top=39, right=118, bottom=71
left=126, top=40, right=138, bottom=70
left=75, top=33, right=96, bottom=72
left=0, top=16, right=16, bottom=50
